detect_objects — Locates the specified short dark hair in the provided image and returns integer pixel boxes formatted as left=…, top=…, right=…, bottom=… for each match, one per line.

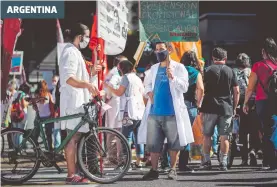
left=263, top=37, right=277, bottom=61
left=235, top=53, right=251, bottom=68
left=212, top=47, right=227, bottom=61
left=118, top=60, right=134, bottom=74
left=181, top=51, right=199, bottom=67
left=113, top=55, right=128, bottom=67
left=19, top=83, right=31, bottom=94
left=64, top=23, right=89, bottom=42
left=155, top=42, right=167, bottom=49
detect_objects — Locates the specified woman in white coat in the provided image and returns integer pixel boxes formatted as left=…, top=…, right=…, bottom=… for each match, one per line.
left=104, top=55, right=127, bottom=129
left=104, top=55, right=127, bottom=163
left=104, top=59, right=146, bottom=169
left=59, top=23, right=100, bottom=184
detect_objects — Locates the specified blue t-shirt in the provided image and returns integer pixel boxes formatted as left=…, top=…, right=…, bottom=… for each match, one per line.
left=150, top=66, right=175, bottom=116
left=186, top=66, right=199, bottom=85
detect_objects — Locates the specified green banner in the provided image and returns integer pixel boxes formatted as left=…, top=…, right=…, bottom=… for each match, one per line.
left=139, top=1, right=199, bottom=42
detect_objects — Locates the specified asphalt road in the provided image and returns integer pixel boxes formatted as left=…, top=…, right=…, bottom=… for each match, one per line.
left=2, top=158, right=277, bottom=187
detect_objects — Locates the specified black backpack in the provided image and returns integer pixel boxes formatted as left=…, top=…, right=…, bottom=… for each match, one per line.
left=234, top=69, right=249, bottom=104
left=258, top=61, right=277, bottom=115
left=55, top=80, right=60, bottom=110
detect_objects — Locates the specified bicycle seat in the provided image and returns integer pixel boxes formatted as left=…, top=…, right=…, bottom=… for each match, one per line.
left=25, top=97, right=47, bottom=103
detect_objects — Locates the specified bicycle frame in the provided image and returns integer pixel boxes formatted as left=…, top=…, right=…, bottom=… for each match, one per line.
left=22, top=111, right=92, bottom=153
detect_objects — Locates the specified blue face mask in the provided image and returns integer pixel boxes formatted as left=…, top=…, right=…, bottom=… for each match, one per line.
left=156, top=50, right=169, bottom=62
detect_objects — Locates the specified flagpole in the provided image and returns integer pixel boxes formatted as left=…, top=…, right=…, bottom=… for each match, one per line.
left=95, top=0, right=103, bottom=173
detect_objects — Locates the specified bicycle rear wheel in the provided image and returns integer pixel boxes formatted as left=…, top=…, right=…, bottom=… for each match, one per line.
left=1, top=128, right=41, bottom=184
left=77, top=127, right=131, bottom=184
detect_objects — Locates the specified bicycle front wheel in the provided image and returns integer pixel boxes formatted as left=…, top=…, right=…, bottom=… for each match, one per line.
left=1, top=128, right=41, bottom=184
left=77, top=127, right=131, bottom=184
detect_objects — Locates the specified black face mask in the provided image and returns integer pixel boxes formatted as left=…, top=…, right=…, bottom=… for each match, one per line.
left=156, top=50, right=169, bottom=62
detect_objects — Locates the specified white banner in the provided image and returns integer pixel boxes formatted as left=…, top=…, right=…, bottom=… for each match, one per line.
left=97, top=0, right=128, bottom=55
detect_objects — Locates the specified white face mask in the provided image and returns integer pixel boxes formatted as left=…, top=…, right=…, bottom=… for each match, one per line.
left=79, top=36, right=89, bottom=49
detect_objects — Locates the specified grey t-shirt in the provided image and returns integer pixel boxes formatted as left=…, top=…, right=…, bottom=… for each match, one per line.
left=120, top=75, right=130, bottom=96
left=120, top=74, right=130, bottom=113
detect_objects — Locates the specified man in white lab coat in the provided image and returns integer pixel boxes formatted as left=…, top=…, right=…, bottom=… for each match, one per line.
left=139, top=42, right=194, bottom=180
left=59, top=23, right=100, bottom=184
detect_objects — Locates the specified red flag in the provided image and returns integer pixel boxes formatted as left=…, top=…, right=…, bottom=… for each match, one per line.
left=1, top=19, right=21, bottom=100
left=89, top=15, right=108, bottom=90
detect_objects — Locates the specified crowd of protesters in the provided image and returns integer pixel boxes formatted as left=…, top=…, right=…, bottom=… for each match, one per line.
left=2, top=22, right=277, bottom=184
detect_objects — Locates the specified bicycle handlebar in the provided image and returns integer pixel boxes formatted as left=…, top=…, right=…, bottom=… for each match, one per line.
left=83, top=95, right=102, bottom=111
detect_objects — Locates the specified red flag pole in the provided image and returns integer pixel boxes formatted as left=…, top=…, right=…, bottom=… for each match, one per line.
left=1, top=19, right=21, bottom=100
left=95, top=1, right=103, bottom=173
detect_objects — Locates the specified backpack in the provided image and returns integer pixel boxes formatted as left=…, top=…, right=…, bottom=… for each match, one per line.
left=10, top=93, right=25, bottom=123
left=234, top=69, right=249, bottom=104
left=258, top=61, right=277, bottom=115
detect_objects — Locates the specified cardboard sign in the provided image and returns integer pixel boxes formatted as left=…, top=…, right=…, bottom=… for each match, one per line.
left=140, top=1, right=199, bottom=42
left=10, top=51, right=23, bottom=75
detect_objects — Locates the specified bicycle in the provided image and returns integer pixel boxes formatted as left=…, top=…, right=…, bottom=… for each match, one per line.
left=1, top=96, right=131, bottom=184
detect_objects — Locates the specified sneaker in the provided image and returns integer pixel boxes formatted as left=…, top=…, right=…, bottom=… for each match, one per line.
left=145, top=160, right=152, bottom=167
left=132, top=162, right=142, bottom=170
left=219, top=163, right=228, bottom=171
left=167, top=169, right=177, bottom=180
left=179, top=165, right=195, bottom=173
left=261, top=164, right=276, bottom=171
left=261, top=164, right=270, bottom=170
left=142, top=169, right=159, bottom=180
left=199, top=161, right=212, bottom=170
left=65, top=174, right=90, bottom=184
left=257, top=150, right=263, bottom=159
left=249, top=151, right=257, bottom=166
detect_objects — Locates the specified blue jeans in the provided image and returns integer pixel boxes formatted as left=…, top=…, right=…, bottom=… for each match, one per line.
left=256, top=100, right=277, bottom=168
left=178, top=101, right=197, bottom=168
left=122, top=120, right=144, bottom=158
left=12, top=120, right=26, bottom=146
left=53, top=128, right=61, bottom=149
left=186, top=101, right=198, bottom=151
left=212, top=126, right=219, bottom=153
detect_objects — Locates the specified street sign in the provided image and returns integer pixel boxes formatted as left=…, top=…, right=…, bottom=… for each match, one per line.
left=139, top=1, right=199, bottom=42
left=10, top=51, right=23, bottom=75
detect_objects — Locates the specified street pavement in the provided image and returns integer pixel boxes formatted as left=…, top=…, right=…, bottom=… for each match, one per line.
left=2, top=158, right=277, bottom=187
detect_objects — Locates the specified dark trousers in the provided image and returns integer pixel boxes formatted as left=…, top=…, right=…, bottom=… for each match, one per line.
left=238, top=106, right=261, bottom=162
left=161, top=143, right=170, bottom=168
left=256, top=100, right=277, bottom=168
left=178, top=101, right=197, bottom=169
left=31, top=121, right=54, bottom=151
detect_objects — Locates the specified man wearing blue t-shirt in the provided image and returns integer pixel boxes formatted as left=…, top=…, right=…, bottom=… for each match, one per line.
left=142, top=42, right=194, bottom=180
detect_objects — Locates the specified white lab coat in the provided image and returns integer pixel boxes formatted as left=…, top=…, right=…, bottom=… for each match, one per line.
left=104, top=67, right=122, bottom=129
left=119, top=73, right=145, bottom=121
left=138, top=60, right=194, bottom=146
left=59, top=43, right=91, bottom=133
left=143, top=69, right=151, bottom=98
